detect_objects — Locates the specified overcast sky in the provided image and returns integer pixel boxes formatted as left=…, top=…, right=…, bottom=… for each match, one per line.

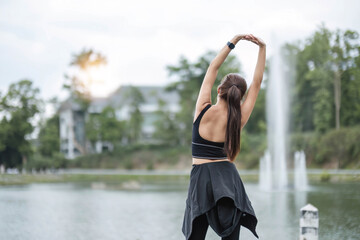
left=1, top=0, right=360, bottom=107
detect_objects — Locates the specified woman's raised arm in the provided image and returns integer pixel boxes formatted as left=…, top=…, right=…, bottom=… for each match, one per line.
left=194, top=34, right=249, bottom=120
left=240, top=35, right=266, bottom=129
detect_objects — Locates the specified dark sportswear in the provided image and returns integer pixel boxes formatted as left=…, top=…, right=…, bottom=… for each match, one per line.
left=182, top=162, right=259, bottom=239
left=182, top=104, right=259, bottom=239
left=191, top=104, right=228, bottom=160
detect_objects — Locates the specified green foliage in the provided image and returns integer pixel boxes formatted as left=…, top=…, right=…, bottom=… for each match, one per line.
left=315, top=126, right=360, bottom=168
left=341, top=34, right=360, bottom=126
left=165, top=51, right=243, bottom=145
left=25, top=152, right=68, bottom=171
left=38, top=114, right=60, bottom=157
left=289, top=24, right=360, bottom=133
left=244, top=88, right=267, bottom=134
left=85, top=106, right=126, bottom=149
left=3, top=27, right=359, bottom=172
left=0, top=79, right=42, bottom=169
left=124, top=86, right=145, bottom=143
left=85, top=112, right=101, bottom=146
left=101, top=107, right=124, bottom=142
left=152, top=98, right=180, bottom=145
left=290, top=126, right=360, bottom=169
left=236, top=130, right=267, bottom=169
left=69, top=143, right=190, bottom=169
left=308, top=67, right=333, bottom=132
left=290, top=131, right=318, bottom=164
left=320, top=171, right=331, bottom=182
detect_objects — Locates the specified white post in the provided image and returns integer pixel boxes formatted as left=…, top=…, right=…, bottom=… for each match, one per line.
left=300, top=203, right=319, bottom=240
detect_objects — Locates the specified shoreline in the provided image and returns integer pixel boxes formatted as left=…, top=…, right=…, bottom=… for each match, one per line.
left=1, top=168, right=360, bottom=186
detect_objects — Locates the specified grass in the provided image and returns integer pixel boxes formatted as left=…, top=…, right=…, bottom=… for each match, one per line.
left=1, top=170, right=360, bottom=186
left=0, top=173, right=189, bottom=186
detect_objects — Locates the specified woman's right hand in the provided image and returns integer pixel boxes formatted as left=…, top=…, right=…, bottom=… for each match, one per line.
left=243, top=34, right=266, bottom=48
left=231, top=34, right=252, bottom=45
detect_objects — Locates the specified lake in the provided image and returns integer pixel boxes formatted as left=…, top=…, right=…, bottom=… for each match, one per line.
left=0, top=177, right=359, bottom=240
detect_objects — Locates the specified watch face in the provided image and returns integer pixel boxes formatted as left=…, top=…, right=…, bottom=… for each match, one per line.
left=227, top=41, right=235, bottom=49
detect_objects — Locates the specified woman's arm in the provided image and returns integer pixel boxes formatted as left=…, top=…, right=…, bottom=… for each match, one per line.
left=240, top=35, right=266, bottom=129
left=194, top=34, right=249, bottom=121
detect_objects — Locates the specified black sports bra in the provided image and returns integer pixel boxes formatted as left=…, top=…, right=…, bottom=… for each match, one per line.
left=192, top=104, right=228, bottom=160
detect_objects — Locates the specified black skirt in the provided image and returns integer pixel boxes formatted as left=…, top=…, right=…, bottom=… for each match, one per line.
left=182, top=161, right=259, bottom=239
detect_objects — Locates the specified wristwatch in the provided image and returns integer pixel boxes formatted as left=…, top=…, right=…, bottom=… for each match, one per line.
left=227, top=41, right=235, bottom=49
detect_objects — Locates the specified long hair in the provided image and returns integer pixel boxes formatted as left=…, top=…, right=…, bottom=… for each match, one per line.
left=217, top=73, right=247, bottom=161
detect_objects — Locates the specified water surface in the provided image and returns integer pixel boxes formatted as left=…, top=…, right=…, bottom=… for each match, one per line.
left=0, top=179, right=359, bottom=240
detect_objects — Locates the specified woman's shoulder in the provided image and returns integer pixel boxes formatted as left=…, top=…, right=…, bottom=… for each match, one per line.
left=193, top=103, right=212, bottom=123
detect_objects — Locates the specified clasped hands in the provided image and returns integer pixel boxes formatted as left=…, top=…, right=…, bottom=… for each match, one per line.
left=233, top=34, right=266, bottom=48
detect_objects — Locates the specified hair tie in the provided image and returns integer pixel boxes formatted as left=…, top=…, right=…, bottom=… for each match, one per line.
left=231, top=84, right=240, bottom=88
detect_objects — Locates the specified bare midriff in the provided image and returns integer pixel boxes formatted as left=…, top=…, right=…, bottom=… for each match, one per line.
left=192, top=157, right=231, bottom=165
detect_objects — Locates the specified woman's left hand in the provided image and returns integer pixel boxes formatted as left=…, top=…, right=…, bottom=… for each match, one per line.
left=233, top=34, right=250, bottom=42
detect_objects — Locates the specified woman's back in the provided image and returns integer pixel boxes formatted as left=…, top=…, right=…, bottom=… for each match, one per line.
left=196, top=104, right=229, bottom=143
left=192, top=104, right=233, bottom=161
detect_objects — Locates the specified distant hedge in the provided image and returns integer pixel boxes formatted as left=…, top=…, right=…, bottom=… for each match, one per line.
left=290, top=125, right=360, bottom=169
left=20, top=126, right=360, bottom=171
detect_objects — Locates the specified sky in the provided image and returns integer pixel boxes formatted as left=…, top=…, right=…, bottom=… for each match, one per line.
left=1, top=0, right=360, bottom=115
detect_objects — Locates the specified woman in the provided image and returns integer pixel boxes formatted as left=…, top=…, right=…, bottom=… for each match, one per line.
left=182, top=34, right=266, bottom=240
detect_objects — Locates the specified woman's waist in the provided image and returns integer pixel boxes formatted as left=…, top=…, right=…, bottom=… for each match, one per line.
left=192, top=145, right=228, bottom=160
left=192, top=157, right=232, bottom=165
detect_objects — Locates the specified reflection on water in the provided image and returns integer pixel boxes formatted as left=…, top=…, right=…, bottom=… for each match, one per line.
left=0, top=180, right=359, bottom=240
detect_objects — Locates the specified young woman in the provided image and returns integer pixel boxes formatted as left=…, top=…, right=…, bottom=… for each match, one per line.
left=182, top=34, right=266, bottom=240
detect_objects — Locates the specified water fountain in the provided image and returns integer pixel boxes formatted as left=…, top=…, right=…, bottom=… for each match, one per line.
left=259, top=150, right=272, bottom=191
left=259, top=34, right=308, bottom=191
left=294, top=150, right=308, bottom=190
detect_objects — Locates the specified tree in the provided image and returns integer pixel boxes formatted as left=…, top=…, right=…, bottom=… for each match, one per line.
left=245, top=58, right=270, bottom=135
left=85, top=112, right=102, bottom=149
left=166, top=51, right=242, bottom=145
left=153, top=98, right=180, bottom=145
left=303, top=25, right=333, bottom=133
left=289, top=24, right=360, bottom=133
left=341, top=42, right=360, bottom=126
left=100, top=106, right=125, bottom=143
left=86, top=106, right=125, bottom=151
left=37, top=114, right=60, bottom=157
left=63, top=48, right=107, bottom=111
left=0, top=80, right=42, bottom=169
left=124, top=86, right=145, bottom=143
left=330, top=29, right=359, bottom=129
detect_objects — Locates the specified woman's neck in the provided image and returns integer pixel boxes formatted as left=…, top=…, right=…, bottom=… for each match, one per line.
left=214, top=97, right=227, bottom=109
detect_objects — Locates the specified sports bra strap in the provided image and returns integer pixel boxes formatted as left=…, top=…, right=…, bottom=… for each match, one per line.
left=193, top=104, right=211, bottom=124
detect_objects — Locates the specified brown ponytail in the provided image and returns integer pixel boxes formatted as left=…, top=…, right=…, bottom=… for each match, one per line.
left=218, top=74, right=247, bottom=161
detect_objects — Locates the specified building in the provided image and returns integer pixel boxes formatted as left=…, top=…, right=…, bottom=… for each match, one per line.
left=58, top=85, right=180, bottom=159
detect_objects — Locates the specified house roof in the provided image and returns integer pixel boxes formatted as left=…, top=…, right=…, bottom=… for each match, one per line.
left=57, top=96, right=84, bottom=113
left=58, top=85, right=180, bottom=113
left=108, top=85, right=179, bottom=107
